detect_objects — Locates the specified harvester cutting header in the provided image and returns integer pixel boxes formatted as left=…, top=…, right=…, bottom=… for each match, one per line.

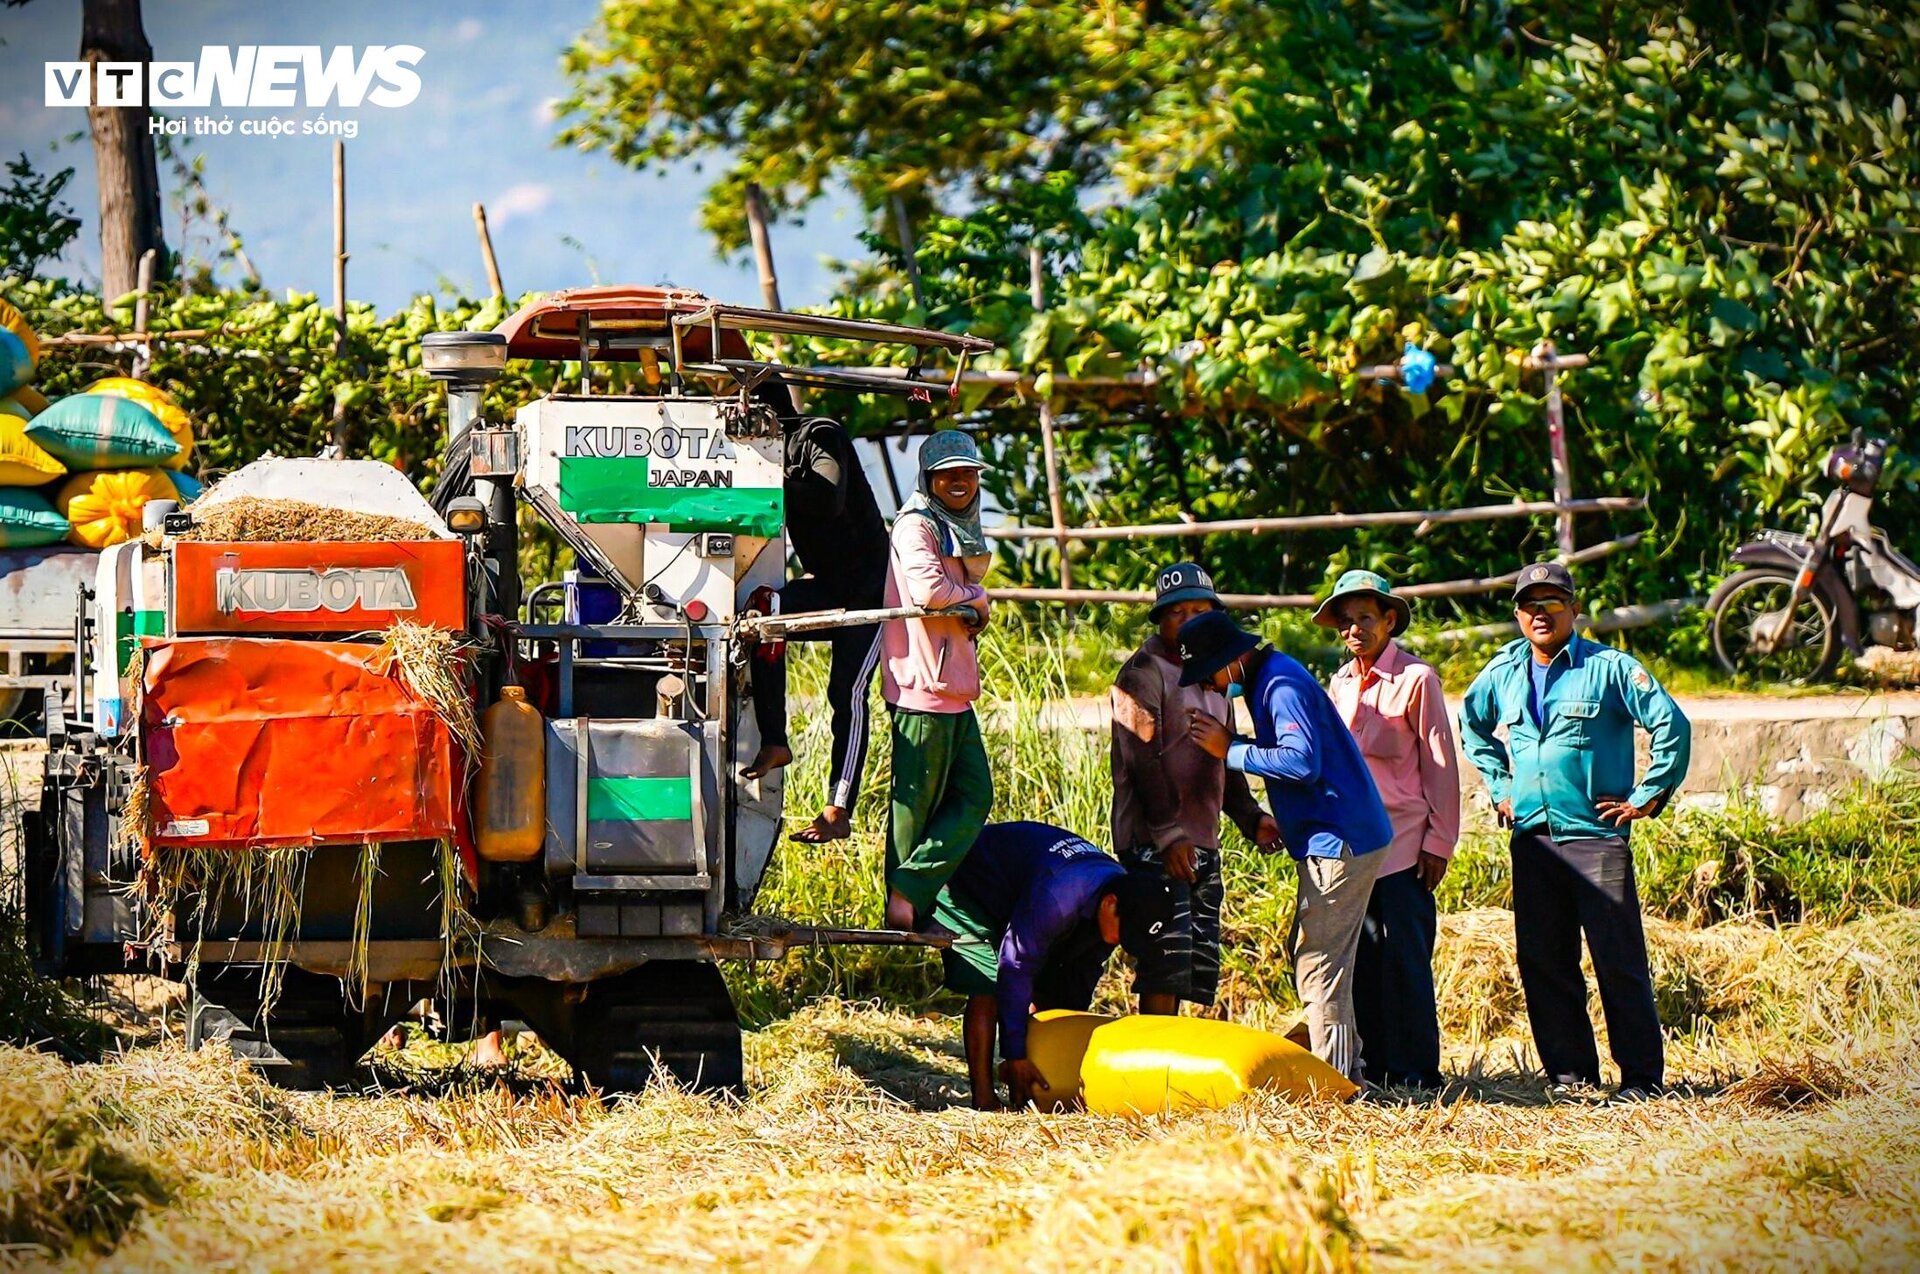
left=26, top=286, right=992, bottom=1092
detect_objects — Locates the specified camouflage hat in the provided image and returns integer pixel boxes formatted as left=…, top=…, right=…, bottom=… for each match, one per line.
left=920, top=429, right=991, bottom=472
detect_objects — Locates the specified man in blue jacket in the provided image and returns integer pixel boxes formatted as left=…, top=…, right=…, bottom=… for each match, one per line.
left=932, top=820, right=1177, bottom=1111
left=1459, top=562, right=1691, bottom=1100
left=1179, top=610, right=1393, bottom=1083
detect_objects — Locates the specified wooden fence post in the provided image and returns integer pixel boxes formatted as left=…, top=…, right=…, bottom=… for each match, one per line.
left=1029, top=243, right=1072, bottom=591
left=130, top=247, right=155, bottom=380
left=743, top=182, right=806, bottom=416
left=473, top=202, right=505, bottom=300
left=329, top=141, right=350, bottom=454
left=1524, top=340, right=1590, bottom=558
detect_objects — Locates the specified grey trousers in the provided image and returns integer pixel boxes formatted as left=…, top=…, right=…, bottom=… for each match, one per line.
left=1290, top=844, right=1386, bottom=1082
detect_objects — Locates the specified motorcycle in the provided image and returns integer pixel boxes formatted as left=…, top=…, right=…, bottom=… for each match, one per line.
left=1709, top=431, right=1920, bottom=684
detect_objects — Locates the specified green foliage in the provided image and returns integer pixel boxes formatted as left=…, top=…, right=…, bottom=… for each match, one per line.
left=0, top=154, right=82, bottom=285
left=556, top=1, right=1160, bottom=250
left=568, top=0, right=1920, bottom=639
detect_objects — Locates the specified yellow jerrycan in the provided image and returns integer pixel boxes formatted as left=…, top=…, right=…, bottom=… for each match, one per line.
left=476, top=686, right=545, bottom=861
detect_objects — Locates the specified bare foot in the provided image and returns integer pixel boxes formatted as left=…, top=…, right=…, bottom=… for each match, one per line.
left=884, top=889, right=917, bottom=931
left=790, top=806, right=851, bottom=844
left=471, top=1029, right=509, bottom=1070
left=740, top=744, right=793, bottom=781
left=376, top=1024, right=407, bottom=1051
left=970, top=1094, right=1004, bottom=1113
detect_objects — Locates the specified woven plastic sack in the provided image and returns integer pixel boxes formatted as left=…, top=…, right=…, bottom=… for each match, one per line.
left=167, top=468, right=204, bottom=502
left=0, top=297, right=38, bottom=397
left=1025, top=1010, right=1358, bottom=1114
left=0, top=414, right=67, bottom=487
left=27, top=393, right=183, bottom=470
left=0, top=487, right=70, bottom=548
left=85, top=377, right=195, bottom=469
left=57, top=467, right=175, bottom=549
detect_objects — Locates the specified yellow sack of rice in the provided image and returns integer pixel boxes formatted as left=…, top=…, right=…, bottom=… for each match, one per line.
left=57, top=467, right=176, bottom=549
left=1026, top=1010, right=1358, bottom=1115
left=0, top=296, right=38, bottom=397
left=0, top=414, right=67, bottom=487
left=84, top=376, right=195, bottom=469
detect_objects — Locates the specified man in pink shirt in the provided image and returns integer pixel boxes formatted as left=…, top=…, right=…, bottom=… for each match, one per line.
left=1318, top=569, right=1461, bottom=1089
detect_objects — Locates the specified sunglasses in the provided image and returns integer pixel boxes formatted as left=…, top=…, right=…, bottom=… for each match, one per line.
left=1516, top=597, right=1570, bottom=617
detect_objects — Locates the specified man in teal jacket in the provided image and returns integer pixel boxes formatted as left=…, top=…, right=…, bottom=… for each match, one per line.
left=1459, top=562, right=1690, bottom=1100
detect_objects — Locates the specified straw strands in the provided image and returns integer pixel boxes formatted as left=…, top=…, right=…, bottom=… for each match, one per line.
left=3, top=911, right=1919, bottom=1272
left=178, top=497, right=439, bottom=544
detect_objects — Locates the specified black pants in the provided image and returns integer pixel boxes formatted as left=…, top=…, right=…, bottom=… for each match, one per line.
left=1122, top=845, right=1223, bottom=1007
left=1510, top=830, right=1664, bottom=1088
left=1353, top=865, right=1442, bottom=1086
left=748, top=576, right=883, bottom=811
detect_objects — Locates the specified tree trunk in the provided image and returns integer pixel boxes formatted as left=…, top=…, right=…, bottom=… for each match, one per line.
left=82, top=0, right=168, bottom=299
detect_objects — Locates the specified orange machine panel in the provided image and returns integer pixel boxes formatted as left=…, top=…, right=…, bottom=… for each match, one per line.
left=141, top=637, right=455, bottom=849
left=171, top=540, right=466, bottom=634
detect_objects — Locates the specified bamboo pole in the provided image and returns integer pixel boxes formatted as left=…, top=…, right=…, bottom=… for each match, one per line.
left=1411, top=598, right=1700, bottom=646
left=129, top=247, right=155, bottom=379
left=1525, top=341, right=1591, bottom=558
left=892, top=194, right=927, bottom=310
left=985, top=496, right=1644, bottom=542
left=742, top=181, right=806, bottom=417
left=472, top=201, right=505, bottom=300
left=1028, top=243, right=1073, bottom=592
left=985, top=534, right=1643, bottom=608
left=327, top=142, right=351, bottom=453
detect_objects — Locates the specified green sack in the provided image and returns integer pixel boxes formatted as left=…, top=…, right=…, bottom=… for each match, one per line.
left=0, top=487, right=71, bottom=548
left=167, top=469, right=205, bottom=502
left=26, top=393, right=183, bottom=471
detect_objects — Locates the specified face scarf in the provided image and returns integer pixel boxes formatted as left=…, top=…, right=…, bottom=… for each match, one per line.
left=900, top=464, right=989, bottom=558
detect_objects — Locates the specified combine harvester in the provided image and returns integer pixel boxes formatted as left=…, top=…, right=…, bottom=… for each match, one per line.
left=24, top=286, right=990, bottom=1090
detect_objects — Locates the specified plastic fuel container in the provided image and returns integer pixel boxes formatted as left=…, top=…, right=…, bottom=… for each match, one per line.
left=476, top=685, right=545, bottom=861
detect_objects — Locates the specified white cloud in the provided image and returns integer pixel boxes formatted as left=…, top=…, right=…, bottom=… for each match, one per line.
left=453, top=18, right=485, bottom=43
left=532, top=97, right=561, bottom=128
left=489, top=182, right=554, bottom=226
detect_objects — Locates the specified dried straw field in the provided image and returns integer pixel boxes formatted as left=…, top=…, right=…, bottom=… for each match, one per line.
left=7, top=643, right=1920, bottom=1270
left=6, top=908, right=1919, bottom=1272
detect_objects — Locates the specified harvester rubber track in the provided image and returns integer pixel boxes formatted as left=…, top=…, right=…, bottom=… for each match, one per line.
left=569, top=961, right=743, bottom=1096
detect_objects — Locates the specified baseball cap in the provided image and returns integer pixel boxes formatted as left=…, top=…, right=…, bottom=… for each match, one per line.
left=1149, top=561, right=1224, bottom=621
left=1512, top=560, right=1576, bottom=601
left=1106, top=871, right=1178, bottom=966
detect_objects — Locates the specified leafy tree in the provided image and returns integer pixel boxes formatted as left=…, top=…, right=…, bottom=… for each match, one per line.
left=0, top=154, right=82, bottom=283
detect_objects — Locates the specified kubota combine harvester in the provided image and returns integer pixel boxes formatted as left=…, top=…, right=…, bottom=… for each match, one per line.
left=23, top=286, right=991, bottom=1090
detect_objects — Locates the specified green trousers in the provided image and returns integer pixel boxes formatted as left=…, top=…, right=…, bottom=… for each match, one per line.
left=886, top=706, right=994, bottom=915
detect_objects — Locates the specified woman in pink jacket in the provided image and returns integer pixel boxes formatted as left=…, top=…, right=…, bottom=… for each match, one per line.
left=881, top=430, right=995, bottom=930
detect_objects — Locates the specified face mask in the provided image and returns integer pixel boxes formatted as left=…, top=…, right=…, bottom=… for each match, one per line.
left=1224, top=662, right=1245, bottom=700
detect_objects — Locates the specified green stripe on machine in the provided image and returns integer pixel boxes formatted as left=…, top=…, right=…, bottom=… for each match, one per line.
left=114, top=610, right=165, bottom=673
left=586, top=776, right=694, bottom=822
left=558, top=456, right=783, bottom=536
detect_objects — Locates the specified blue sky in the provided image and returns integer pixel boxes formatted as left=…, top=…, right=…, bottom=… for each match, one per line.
left=1, top=0, right=865, bottom=310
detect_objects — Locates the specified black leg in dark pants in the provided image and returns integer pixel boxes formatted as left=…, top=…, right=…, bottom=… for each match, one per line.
left=1509, top=830, right=1664, bottom=1088
left=748, top=576, right=884, bottom=810
left=1353, top=865, right=1442, bottom=1086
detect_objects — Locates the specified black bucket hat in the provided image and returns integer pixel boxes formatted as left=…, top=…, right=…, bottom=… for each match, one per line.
left=1176, top=609, right=1261, bottom=687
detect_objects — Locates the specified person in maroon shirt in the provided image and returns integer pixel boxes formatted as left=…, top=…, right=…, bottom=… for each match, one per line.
left=1111, top=562, right=1279, bottom=1014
